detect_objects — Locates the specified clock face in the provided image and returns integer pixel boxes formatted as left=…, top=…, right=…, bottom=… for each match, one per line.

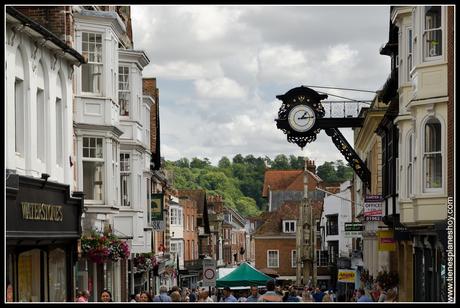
left=288, top=104, right=316, bottom=132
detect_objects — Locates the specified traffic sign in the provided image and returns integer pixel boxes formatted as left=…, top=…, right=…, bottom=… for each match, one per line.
left=202, top=259, right=216, bottom=287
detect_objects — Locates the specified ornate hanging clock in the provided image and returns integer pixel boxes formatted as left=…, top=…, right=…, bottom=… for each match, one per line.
left=275, top=86, right=327, bottom=149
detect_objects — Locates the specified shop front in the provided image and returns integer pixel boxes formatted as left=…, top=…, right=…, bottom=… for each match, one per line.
left=6, top=173, right=84, bottom=302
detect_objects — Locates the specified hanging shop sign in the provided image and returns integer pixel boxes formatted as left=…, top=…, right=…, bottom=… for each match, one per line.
left=363, top=195, right=383, bottom=221
left=378, top=230, right=396, bottom=251
left=344, top=222, right=363, bottom=238
left=337, top=269, right=356, bottom=283
left=151, top=193, right=164, bottom=221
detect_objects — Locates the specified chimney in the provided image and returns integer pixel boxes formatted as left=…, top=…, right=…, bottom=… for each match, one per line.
left=307, top=160, right=316, bottom=174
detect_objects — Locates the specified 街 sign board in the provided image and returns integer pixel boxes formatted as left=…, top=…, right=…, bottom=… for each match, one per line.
left=344, top=222, right=363, bottom=238
left=378, top=230, right=396, bottom=251
left=363, top=195, right=383, bottom=221
left=337, top=269, right=356, bottom=283
left=202, top=259, right=216, bottom=287
left=151, top=193, right=164, bottom=221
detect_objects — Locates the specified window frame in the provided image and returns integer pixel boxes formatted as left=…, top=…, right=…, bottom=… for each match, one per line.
left=422, top=6, right=443, bottom=62
left=291, top=250, right=297, bottom=268
left=82, top=137, right=105, bottom=203
left=407, top=131, right=415, bottom=198
left=267, top=250, right=279, bottom=268
left=120, top=152, right=131, bottom=207
left=422, top=117, right=443, bottom=193
left=283, top=220, right=296, bottom=233
left=118, top=65, right=130, bottom=117
left=81, top=31, right=103, bottom=95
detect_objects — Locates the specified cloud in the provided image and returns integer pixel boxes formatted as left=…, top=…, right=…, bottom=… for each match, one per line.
left=131, top=5, right=391, bottom=167
left=194, top=77, right=248, bottom=99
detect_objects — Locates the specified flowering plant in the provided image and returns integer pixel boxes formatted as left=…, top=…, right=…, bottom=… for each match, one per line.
left=81, top=230, right=130, bottom=264
left=133, top=253, right=158, bottom=272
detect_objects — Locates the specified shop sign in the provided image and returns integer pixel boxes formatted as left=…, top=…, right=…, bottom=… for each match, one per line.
left=378, top=230, right=396, bottom=251
left=21, top=202, right=63, bottom=222
left=344, top=222, right=363, bottom=238
left=152, top=220, right=165, bottom=230
left=364, top=195, right=383, bottom=221
left=337, top=269, right=356, bottom=283
left=151, top=193, right=164, bottom=221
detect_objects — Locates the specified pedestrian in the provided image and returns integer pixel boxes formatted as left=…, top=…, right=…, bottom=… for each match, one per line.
left=189, top=288, right=197, bottom=302
left=100, top=289, right=113, bottom=302
left=258, top=280, right=283, bottom=302
left=302, top=289, right=313, bottom=302
left=384, top=288, right=398, bottom=302
left=329, top=289, right=337, bottom=302
left=312, top=287, right=325, bottom=302
left=356, top=288, right=373, bottom=302
left=285, top=287, right=300, bottom=302
left=246, top=286, right=260, bottom=302
left=171, top=291, right=181, bottom=302
left=76, top=290, right=89, bottom=302
left=220, top=286, right=238, bottom=302
left=198, top=288, right=214, bottom=302
left=322, top=291, right=332, bottom=302
left=139, top=291, right=153, bottom=302
left=237, top=290, right=248, bottom=302
left=129, top=294, right=137, bottom=302
left=153, top=285, right=172, bottom=302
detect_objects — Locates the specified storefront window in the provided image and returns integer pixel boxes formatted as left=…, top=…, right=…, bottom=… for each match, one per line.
left=48, top=248, right=67, bottom=302
left=18, top=249, right=42, bottom=302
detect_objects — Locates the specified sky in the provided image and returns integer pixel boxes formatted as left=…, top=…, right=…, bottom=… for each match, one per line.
left=131, top=5, right=391, bottom=166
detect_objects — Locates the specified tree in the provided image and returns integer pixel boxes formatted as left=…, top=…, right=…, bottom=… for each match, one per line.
left=232, top=154, right=244, bottom=164
left=190, top=157, right=211, bottom=169
left=218, top=156, right=232, bottom=169
left=289, top=155, right=306, bottom=170
left=316, top=161, right=337, bottom=182
left=174, top=158, right=190, bottom=168
left=272, top=154, right=290, bottom=169
left=235, top=197, right=261, bottom=217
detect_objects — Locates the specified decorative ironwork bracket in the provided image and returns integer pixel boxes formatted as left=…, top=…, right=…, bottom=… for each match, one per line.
left=325, top=127, right=371, bottom=187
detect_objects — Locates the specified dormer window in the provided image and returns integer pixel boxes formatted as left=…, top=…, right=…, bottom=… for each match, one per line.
left=283, top=220, right=296, bottom=233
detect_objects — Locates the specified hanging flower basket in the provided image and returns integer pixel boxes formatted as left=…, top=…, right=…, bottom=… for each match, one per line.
left=133, top=253, right=158, bottom=272
left=81, top=230, right=130, bottom=264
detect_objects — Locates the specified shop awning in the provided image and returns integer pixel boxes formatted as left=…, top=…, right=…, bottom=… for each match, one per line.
left=216, top=262, right=272, bottom=288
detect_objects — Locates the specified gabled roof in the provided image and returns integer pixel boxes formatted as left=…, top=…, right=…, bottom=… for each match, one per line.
left=254, top=200, right=323, bottom=237
left=262, top=169, right=323, bottom=197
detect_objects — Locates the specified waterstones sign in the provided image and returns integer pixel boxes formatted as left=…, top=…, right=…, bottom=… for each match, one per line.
left=21, top=202, right=63, bottom=222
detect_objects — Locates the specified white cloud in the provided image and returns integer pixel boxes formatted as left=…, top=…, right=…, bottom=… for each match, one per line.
left=131, top=6, right=391, bottom=167
left=194, top=77, right=248, bottom=99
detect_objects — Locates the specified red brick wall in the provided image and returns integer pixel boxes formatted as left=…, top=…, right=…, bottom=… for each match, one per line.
left=14, top=6, right=75, bottom=47
left=143, top=78, right=159, bottom=154
left=447, top=6, right=454, bottom=197
left=181, top=198, right=198, bottom=261
left=255, top=238, right=297, bottom=276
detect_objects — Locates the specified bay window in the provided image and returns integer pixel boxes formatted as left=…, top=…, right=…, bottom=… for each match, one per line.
left=120, top=153, right=130, bottom=206
left=423, top=6, right=442, bottom=60
left=423, top=118, right=442, bottom=191
left=118, top=66, right=130, bottom=116
left=407, top=132, right=414, bottom=197
left=81, top=32, right=103, bottom=94
left=82, top=137, right=104, bottom=201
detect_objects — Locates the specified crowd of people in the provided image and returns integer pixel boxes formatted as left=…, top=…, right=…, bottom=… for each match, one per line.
left=74, top=280, right=398, bottom=303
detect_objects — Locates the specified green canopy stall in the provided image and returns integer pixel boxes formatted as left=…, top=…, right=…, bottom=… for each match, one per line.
left=216, top=262, right=273, bottom=288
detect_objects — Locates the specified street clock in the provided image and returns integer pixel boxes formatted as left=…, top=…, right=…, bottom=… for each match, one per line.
left=275, top=86, right=327, bottom=149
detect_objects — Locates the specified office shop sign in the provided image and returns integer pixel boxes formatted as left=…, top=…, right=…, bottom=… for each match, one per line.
left=363, top=195, right=383, bottom=221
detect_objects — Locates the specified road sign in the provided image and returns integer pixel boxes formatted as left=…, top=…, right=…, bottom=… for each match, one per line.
left=202, top=259, right=216, bottom=287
